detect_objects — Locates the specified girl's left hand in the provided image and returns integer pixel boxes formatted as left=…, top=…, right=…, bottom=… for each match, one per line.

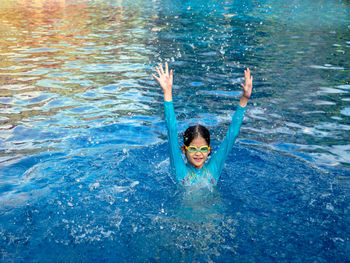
left=241, top=68, right=253, bottom=99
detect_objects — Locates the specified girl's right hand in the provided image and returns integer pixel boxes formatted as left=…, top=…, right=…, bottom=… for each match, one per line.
left=152, top=62, right=173, bottom=102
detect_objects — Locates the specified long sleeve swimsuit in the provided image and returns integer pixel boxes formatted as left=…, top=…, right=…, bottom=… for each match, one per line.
left=164, top=101, right=246, bottom=186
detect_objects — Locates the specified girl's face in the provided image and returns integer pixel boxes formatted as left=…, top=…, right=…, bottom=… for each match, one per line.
left=182, top=136, right=211, bottom=169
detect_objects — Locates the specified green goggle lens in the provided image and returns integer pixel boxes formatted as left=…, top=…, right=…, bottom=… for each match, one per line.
left=186, top=146, right=210, bottom=153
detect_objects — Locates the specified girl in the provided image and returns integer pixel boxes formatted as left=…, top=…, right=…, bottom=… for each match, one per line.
left=153, top=62, right=252, bottom=186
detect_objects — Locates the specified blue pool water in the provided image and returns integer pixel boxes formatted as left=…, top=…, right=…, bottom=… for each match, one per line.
left=0, top=0, right=350, bottom=262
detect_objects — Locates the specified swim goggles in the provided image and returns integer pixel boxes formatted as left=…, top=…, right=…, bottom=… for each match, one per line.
left=184, top=145, right=211, bottom=153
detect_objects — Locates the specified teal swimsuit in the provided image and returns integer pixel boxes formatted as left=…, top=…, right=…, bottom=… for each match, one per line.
left=164, top=101, right=246, bottom=186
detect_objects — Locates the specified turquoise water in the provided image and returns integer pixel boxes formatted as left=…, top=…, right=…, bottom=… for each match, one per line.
left=0, top=0, right=349, bottom=262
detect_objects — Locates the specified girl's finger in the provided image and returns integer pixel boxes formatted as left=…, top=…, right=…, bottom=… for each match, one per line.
left=159, top=63, right=165, bottom=75
left=156, top=67, right=161, bottom=77
left=246, top=69, right=250, bottom=83
left=152, top=74, right=159, bottom=81
left=165, top=62, right=169, bottom=75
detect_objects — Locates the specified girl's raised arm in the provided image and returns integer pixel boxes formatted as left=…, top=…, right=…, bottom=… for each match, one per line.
left=153, top=62, right=187, bottom=182
left=208, top=68, right=253, bottom=180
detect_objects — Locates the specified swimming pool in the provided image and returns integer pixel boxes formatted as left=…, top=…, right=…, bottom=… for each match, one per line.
left=0, top=0, right=349, bottom=261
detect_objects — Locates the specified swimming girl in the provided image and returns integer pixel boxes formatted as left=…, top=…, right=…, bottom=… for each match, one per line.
left=153, top=62, right=253, bottom=186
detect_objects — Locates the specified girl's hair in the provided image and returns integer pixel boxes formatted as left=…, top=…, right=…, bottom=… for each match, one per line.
left=183, top=124, right=210, bottom=146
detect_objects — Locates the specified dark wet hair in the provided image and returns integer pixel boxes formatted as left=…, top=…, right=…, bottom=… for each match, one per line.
left=183, top=124, right=210, bottom=146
